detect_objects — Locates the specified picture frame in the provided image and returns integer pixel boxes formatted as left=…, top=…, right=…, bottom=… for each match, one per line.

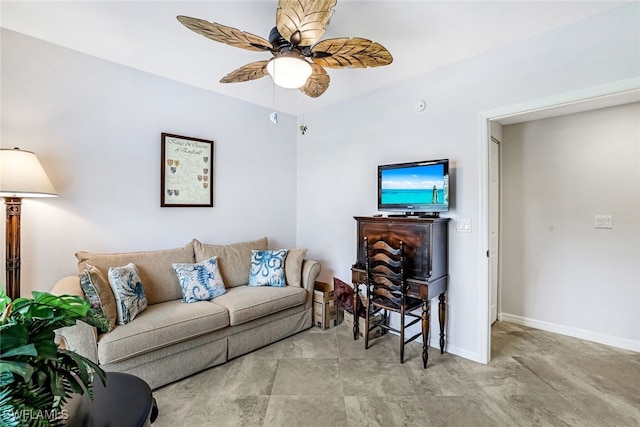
left=161, top=133, right=214, bottom=207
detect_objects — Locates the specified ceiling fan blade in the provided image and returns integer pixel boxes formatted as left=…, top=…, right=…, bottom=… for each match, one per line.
left=177, top=15, right=272, bottom=52
left=311, top=37, right=393, bottom=68
left=300, top=63, right=330, bottom=98
left=276, top=0, right=336, bottom=46
left=220, top=61, right=270, bottom=83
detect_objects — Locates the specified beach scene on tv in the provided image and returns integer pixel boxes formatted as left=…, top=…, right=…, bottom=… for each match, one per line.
left=381, top=164, right=449, bottom=206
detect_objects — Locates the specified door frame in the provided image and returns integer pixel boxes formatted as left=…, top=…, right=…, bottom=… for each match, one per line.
left=476, top=78, right=640, bottom=364
left=489, top=134, right=501, bottom=325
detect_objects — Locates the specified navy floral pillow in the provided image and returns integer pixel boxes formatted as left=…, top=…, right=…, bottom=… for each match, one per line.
left=173, top=256, right=226, bottom=303
left=248, top=249, right=288, bottom=287
left=107, top=263, right=148, bottom=325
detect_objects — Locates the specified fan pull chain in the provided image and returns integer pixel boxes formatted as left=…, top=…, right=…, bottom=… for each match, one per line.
left=300, top=95, right=308, bottom=135
left=270, top=74, right=278, bottom=124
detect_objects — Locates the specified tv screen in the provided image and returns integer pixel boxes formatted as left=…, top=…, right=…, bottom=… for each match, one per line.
left=378, top=159, right=449, bottom=215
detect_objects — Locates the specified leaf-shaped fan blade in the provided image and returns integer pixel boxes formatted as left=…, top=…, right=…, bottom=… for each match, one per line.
left=220, top=61, right=270, bottom=83
left=177, top=15, right=272, bottom=52
left=311, top=37, right=393, bottom=68
left=276, top=0, right=336, bottom=46
left=300, top=63, right=330, bottom=98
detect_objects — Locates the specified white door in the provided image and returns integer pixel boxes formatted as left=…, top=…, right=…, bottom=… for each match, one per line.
left=489, top=130, right=501, bottom=325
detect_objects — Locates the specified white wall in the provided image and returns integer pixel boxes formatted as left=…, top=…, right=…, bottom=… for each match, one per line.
left=1, top=29, right=299, bottom=297
left=296, top=3, right=640, bottom=360
left=501, top=103, right=640, bottom=345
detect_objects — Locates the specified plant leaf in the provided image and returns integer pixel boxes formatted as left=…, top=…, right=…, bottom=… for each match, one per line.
left=33, top=292, right=90, bottom=318
left=29, top=330, right=58, bottom=360
left=0, top=342, right=38, bottom=358
left=0, top=292, right=11, bottom=322
left=0, top=360, right=34, bottom=383
left=0, top=324, right=29, bottom=351
left=82, top=308, right=110, bottom=333
left=0, top=386, right=20, bottom=427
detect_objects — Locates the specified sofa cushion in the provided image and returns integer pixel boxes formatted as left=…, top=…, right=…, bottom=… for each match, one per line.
left=108, top=263, right=148, bottom=325
left=79, top=264, right=117, bottom=332
left=192, top=237, right=267, bottom=288
left=211, top=285, right=306, bottom=326
left=97, top=299, right=229, bottom=364
left=248, top=249, right=288, bottom=287
left=76, top=242, right=195, bottom=305
left=172, top=256, right=226, bottom=303
left=284, top=248, right=307, bottom=287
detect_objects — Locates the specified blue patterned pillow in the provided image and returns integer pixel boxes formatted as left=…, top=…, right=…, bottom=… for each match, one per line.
left=79, top=264, right=117, bottom=333
left=248, top=249, right=288, bottom=287
left=107, top=263, right=148, bottom=325
left=172, top=256, right=226, bottom=303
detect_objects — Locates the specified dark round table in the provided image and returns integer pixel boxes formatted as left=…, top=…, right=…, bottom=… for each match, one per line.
left=66, top=372, right=157, bottom=427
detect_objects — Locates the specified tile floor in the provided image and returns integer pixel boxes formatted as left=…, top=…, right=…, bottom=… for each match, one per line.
left=152, top=321, right=640, bottom=426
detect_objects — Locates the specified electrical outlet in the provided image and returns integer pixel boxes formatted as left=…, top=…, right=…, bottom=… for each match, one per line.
left=594, top=215, right=613, bottom=229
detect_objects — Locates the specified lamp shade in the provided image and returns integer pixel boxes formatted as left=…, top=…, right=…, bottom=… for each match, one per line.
left=266, top=52, right=313, bottom=89
left=0, top=148, right=57, bottom=197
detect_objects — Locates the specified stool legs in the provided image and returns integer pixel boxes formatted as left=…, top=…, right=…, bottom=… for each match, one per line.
left=422, top=302, right=430, bottom=369
left=439, top=293, right=446, bottom=354
left=353, top=287, right=359, bottom=340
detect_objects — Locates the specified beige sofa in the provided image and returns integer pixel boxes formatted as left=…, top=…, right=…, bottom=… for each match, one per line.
left=51, top=237, right=321, bottom=390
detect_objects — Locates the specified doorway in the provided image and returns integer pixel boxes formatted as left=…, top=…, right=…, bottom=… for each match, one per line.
left=479, top=79, right=640, bottom=363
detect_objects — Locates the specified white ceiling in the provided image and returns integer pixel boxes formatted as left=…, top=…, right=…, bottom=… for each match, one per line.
left=0, top=1, right=630, bottom=115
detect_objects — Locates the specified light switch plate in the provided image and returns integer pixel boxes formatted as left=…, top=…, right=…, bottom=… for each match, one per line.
left=457, top=219, right=471, bottom=233
left=594, top=215, right=613, bottom=229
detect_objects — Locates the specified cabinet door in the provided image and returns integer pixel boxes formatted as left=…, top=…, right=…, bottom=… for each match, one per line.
left=356, top=219, right=432, bottom=280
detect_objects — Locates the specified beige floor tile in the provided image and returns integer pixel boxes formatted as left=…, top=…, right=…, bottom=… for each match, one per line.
left=340, top=358, right=415, bottom=397
left=264, top=395, right=346, bottom=427
left=344, top=395, right=428, bottom=427
left=150, top=321, right=640, bottom=426
left=271, top=358, right=343, bottom=396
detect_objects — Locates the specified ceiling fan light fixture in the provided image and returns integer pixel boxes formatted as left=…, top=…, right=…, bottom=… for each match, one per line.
left=178, top=1, right=393, bottom=98
left=266, top=53, right=312, bottom=89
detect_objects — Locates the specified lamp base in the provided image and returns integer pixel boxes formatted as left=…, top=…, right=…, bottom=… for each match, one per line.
left=5, top=197, right=22, bottom=300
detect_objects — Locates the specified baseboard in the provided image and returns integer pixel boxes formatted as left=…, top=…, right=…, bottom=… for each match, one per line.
left=499, top=313, right=640, bottom=352
left=385, top=316, right=484, bottom=363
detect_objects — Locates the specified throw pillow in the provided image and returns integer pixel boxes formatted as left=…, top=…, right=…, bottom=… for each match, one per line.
left=79, top=264, right=117, bottom=332
left=76, top=242, right=194, bottom=305
left=172, top=256, right=227, bottom=303
left=248, top=249, right=288, bottom=287
left=192, top=237, right=268, bottom=288
left=284, top=248, right=307, bottom=287
left=108, top=263, right=148, bottom=325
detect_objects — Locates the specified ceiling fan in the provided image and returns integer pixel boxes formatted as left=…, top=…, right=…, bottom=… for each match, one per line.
left=177, top=0, right=393, bottom=98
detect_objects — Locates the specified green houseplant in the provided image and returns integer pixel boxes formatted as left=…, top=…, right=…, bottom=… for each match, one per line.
left=0, top=289, right=108, bottom=427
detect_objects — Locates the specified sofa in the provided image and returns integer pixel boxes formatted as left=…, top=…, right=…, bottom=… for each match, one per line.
left=51, top=237, right=321, bottom=390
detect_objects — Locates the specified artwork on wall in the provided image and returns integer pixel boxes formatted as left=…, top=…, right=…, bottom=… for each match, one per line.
left=161, top=133, right=213, bottom=207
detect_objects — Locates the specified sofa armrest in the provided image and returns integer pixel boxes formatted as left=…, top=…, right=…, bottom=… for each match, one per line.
left=51, top=276, right=99, bottom=364
left=301, top=259, right=321, bottom=309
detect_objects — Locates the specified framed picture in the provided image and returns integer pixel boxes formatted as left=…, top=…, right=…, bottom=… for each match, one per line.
left=161, top=133, right=214, bottom=207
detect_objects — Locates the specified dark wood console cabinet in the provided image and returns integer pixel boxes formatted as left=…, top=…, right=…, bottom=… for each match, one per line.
left=351, top=216, right=450, bottom=353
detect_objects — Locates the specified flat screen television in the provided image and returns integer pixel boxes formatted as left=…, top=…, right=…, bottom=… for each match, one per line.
left=378, top=159, right=449, bottom=216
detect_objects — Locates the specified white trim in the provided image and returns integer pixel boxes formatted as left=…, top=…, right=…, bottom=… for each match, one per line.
left=477, top=77, right=640, bottom=365
left=477, top=114, right=491, bottom=365
left=499, top=313, right=640, bottom=353
left=487, top=77, right=640, bottom=124
left=386, top=320, right=481, bottom=362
